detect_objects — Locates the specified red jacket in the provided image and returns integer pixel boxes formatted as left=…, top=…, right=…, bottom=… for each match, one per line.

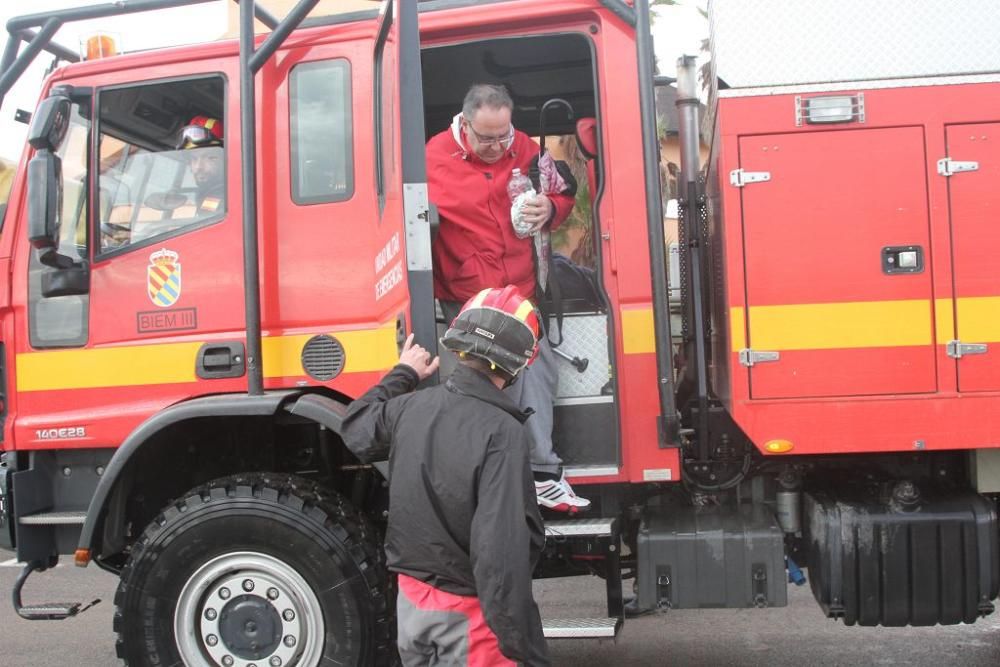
left=427, top=118, right=575, bottom=303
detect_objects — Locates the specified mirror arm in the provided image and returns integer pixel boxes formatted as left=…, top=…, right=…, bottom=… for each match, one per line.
left=38, top=249, right=77, bottom=270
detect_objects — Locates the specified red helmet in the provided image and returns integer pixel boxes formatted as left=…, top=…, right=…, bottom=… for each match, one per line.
left=177, top=115, right=224, bottom=149
left=441, top=286, right=540, bottom=377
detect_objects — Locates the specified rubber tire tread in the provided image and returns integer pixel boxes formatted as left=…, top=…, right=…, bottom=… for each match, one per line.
left=112, top=472, right=395, bottom=666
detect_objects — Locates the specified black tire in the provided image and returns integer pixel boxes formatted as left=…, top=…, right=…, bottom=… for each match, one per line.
left=114, top=473, right=394, bottom=666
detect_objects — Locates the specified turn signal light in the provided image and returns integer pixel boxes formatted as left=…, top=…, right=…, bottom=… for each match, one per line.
left=765, top=439, right=794, bottom=454
left=74, top=548, right=91, bottom=567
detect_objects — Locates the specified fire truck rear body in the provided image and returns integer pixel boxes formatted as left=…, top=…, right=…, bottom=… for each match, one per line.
left=711, top=78, right=1000, bottom=456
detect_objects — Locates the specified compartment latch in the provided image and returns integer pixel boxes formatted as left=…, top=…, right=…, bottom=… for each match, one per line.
left=730, top=169, right=771, bottom=187
left=739, top=348, right=780, bottom=367
left=937, top=158, right=979, bottom=177
left=946, top=340, right=988, bottom=359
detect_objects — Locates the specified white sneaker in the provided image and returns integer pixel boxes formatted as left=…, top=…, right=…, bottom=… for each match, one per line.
left=535, top=473, right=591, bottom=513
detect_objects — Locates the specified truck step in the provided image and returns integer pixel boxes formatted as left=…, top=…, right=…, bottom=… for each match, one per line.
left=19, top=510, right=87, bottom=525
left=543, top=617, right=622, bottom=639
left=545, top=517, right=616, bottom=538
left=16, top=602, right=83, bottom=621
left=13, top=562, right=100, bottom=621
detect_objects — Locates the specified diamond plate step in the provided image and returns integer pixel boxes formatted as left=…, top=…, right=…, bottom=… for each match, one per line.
left=18, top=603, right=81, bottom=620
left=543, top=617, right=621, bottom=639
left=545, top=517, right=616, bottom=538
left=19, top=511, right=87, bottom=525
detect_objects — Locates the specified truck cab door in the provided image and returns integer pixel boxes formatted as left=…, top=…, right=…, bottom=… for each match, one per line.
left=13, top=66, right=248, bottom=450
left=374, top=0, right=435, bottom=354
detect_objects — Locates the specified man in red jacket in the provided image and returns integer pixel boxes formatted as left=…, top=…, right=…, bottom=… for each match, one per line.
left=427, top=83, right=589, bottom=511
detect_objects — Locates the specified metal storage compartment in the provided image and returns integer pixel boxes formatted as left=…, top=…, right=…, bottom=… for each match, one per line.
left=805, top=490, right=1000, bottom=626
left=637, top=504, right=787, bottom=610
left=736, top=125, right=937, bottom=400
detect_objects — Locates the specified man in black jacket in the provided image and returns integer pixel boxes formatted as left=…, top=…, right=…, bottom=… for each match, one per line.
left=342, top=285, right=550, bottom=666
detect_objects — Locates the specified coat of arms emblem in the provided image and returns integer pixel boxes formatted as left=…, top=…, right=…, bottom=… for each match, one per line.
left=147, top=249, right=181, bottom=307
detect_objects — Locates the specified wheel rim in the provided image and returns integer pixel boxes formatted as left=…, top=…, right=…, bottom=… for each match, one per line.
left=174, top=552, right=325, bottom=667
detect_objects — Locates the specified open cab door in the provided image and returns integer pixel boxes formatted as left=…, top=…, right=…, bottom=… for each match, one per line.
left=373, top=0, right=436, bottom=361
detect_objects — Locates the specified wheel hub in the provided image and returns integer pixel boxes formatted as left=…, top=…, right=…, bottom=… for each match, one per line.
left=175, top=552, right=323, bottom=667
left=216, top=594, right=283, bottom=659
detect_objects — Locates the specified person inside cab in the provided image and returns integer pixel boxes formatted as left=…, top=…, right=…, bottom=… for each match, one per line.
left=176, top=115, right=225, bottom=215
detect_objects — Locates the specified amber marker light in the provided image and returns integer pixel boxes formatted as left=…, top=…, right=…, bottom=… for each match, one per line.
left=82, top=33, right=118, bottom=61
left=765, top=439, right=794, bottom=454
left=74, top=548, right=91, bottom=567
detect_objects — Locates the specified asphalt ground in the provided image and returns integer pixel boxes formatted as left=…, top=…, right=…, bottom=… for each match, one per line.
left=1, top=549, right=998, bottom=666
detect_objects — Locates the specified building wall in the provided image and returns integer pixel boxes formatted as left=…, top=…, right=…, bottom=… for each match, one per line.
left=224, top=0, right=381, bottom=37
left=0, top=161, right=12, bottom=208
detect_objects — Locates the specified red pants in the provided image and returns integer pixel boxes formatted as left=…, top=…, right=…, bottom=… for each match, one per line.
left=397, top=574, right=516, bottom=666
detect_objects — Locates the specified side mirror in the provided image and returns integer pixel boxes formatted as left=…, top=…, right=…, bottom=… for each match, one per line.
left=27, top=150, right=62, bottom=251
left=27, top=95, right=72, bottom=153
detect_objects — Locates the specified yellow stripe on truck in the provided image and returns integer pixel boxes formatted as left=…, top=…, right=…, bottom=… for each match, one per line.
left=739, top=299, right=932, bottom=351
left=621, top=307, right=655, bottom=354
left=935, top=298, right=955, bottom=342
left=730, top=307, right=746, bottom=350
left=17, top=323, right=399, bottom=393
left=956, top=296, right=1000, bottom=343
left=17, top=342, right=203, bottom=392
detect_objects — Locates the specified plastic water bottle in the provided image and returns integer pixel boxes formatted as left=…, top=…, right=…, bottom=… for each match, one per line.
left=508, top=168, right=535, bottom=238
left=507, top=168, right=533, bottom=201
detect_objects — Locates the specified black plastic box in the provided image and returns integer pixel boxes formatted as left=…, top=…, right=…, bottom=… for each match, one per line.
left=637, top=504, right=787, bottom=610
left=805, top=490, right=999, bottom=626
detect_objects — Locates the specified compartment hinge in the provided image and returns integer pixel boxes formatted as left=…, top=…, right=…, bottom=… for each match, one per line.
left=946, top=340, right=988, bottom=359
left=936, top=158, right=979, bottom=177
left=729, top=169, right=771, bottom=188
left=739, top=348, right=780, bottom=367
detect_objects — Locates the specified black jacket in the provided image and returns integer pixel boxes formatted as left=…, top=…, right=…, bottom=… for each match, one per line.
left=342, top=363, right=549, bottom=666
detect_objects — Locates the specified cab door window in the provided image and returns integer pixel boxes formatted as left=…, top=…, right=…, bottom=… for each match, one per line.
left=96, top=76, right=225, bottom=255
left=289, top=59, right=353, bottom=204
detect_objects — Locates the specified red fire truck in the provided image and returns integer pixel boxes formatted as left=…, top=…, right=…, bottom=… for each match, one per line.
left=0, top=0, right=998, bottom=664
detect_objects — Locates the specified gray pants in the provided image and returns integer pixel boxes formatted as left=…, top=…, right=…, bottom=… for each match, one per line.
left=397, top=591, right=471, bottom=666
left=440, top=300, right=562, bottom=475
left=397, top=574, right=516, bottom=666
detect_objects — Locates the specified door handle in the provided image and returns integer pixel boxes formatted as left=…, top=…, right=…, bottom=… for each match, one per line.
left=882, top=245, right=923, bottom=274
left=196, top=342, right=245, bottom=379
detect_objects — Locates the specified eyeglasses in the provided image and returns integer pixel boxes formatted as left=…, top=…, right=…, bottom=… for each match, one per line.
left=464, top=121, right=514, bottom=148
